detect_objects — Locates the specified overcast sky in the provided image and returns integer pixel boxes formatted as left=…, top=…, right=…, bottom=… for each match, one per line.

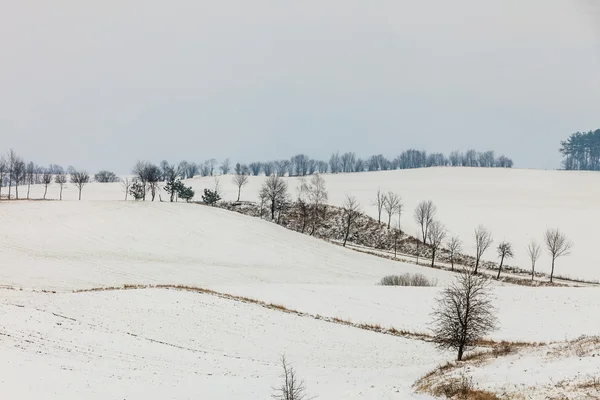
left=1, top=1, right=598, bottom=173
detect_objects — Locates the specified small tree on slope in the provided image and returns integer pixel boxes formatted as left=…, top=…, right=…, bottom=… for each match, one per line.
left=432, top=270, right=498, bottom=361
left=527, top=240, right=542, bottom=280
left=496, top=241, right=514, bottom=279
left=544, top=228, right=573, bottom=283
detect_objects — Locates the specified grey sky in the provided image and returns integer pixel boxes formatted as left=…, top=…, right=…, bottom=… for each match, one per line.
left=1, top=0, right=598, bottom=173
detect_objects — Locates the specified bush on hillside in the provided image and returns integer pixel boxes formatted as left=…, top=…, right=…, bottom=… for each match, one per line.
left=380, top=273, right=437, bottom=287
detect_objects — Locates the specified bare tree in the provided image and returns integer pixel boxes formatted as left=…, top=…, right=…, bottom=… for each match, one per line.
left=544, top=228, right=573, bottom=283
left=7, top=149, right=18, bottom=199
left=145, top=164, right=162, bottom=201
left=0, top=157, right=7, bottom=198
left=431, top=270, right=498, bottom=361
left=342, top=195, right=361, bottom=247
left=26, top=162, right=35, bottom=199
left=271, top=354, right=311, bottom=400
left=220, top=158, right=231, bottom=175
left=414, top=200, right=437, bottom=244
left=474, top=225, right=493, bottom=274
left=373, top=189, right=385, bottom=223
left=427, top=220, right=446, bottom=267
left=496, top=241, right=514, bottom=279
left=260, top=175, right=289, bottom=220
left=121, top=177, right=131, bottom=200
left=55, top=173, right=67, bottom=200
left=306, top=173, right=328, bottom=235
left=132, top=161, right=149, bottom=201
left=527, top=240, right=542, bottom=280
left=41, top=169, right=53, bottom=200
left=384, top=191, right=401, bottom=229
left=232, top=173, right=249, bottom=202
left=446, top=236, right=462, bottom=271
left=70, top=170, right=90, bottom=200
left=396, top=197, right=404, bottom=231
left=12, top=158, right=26, bottom=199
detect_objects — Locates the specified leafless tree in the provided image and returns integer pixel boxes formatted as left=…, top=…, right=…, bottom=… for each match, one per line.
left=220, top=158, right=231, bottom=175
left=232, top=173, right=249, bottom=202
left=414, top=200, right=437, bottom=244
left=7, top=149, right=18, bottom=199
left=342, top=195, right=361, bottom=247
left=0, top=157, right=7, bottom=198
left=145, top=164, right=162, bottom=201
left=271, top=354, right=311, bottom=400
left=70, top=170, right=90, bottom=200
left=431, top=270, right=498, bottom=361
left=260, top=175, right=289, bottom=220
left=544, top=228, right=573, bottom=283
left=263, top=161, right=275, bottom=176
left=41, top=169, right=53, bottom=200
left=306, top=173, right=328, bottom=235
left=446, top=236, right=462, bottom=271
left=384, top=191, right=401, bottom=229
left=121, top=177, right=131, bottom=200
left=427, top=220, right=447, bottom=267
left=12, top=158, right=26, bottom=199
left=496, top=241, right=514, bottom=279
left=25, top=162, right=36, bottom=199
left=527, top=240, right=542, bottom=280
left=55, top=173, right=67, bottom=200
left=474, top=225, right=493, bottom=274
left=132, top=161, right=149, bottom=201
left=373, top=189, right=385, bottom=223
left=396, top=198, right=404, bottom=231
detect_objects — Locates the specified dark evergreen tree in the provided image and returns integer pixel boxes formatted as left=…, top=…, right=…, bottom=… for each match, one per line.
left=202, top=188, right=221, bottom=205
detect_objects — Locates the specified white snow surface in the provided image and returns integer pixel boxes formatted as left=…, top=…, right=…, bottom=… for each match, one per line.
left=4, top=169, right=600, bottom=399
left=0, top=288, right=446, bottom=399
left=18, top=167, right=600, bottom=281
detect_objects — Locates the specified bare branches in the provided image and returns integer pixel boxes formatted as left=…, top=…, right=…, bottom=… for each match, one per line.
left=527, top=240, right=542, bottom=280
left=414, top=200, right=437, bottom=244
left=121, top=177, right=132, bottom=201
left=431, top=270, right=498, bottom=361
left=446, top=236, right=462, bottom=271
left=342, top=195, right=361, bottom=247
left=427, top=220, right=446, bottom=267
left=233, top=173, right=249, bottom=202
left=373, top=189, right=385, bottom=223
left=474, top=225, right=493, bottom=274
left=544, top=228, right=573, bottom=283
left=383, top=191, right=401, bottom=229
left=271, top=355, right=311, bottom=400
left=260, top=175, right=289, bottom=221
left=54, top=173, right=67, bottom=200
left=41, top=169, right=53, bottom=200
left=70, top=170, right=90, bottom=200
left=496, top=241, right=514, bottom=279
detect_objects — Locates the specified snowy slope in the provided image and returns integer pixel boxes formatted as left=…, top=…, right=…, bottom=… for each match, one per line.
left=17, top=167, right=599, bottom=280
left=0, top=288, right=447, bottom=399
left=0, top=200, right=455, bottom=291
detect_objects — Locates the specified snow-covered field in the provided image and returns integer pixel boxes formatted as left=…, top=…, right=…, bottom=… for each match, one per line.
left=18, top=167, right=600, bottom=281
left=3, top=167, right=600, bottom=399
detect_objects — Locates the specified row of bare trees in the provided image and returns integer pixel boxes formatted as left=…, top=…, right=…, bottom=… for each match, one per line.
left=408, top=198, right=573, bottom=282
left=0, top=149, right=90, bottom=200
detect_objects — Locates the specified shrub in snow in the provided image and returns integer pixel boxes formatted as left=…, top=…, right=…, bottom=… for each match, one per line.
left=379, top=273, right=437, bottom=287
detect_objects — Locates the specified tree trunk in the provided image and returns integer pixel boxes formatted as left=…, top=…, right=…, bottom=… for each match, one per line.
left=431, top=249, right=436, bottom=267
left=377, top=210, right=381, bottom=223
left=43, top=185, right=48, bottom=200
left=474, top=257, right=479, bottom=274
left=457, top=344, right=464, bottom=361
left=270, top=200, right=276, bottom=220
left=8, top=177, right=11, bottom=199
left=387, top=214, right=392, bottom=229
left=531, top=261, right=535, bottom=280
left=394, top=237, right=397, bottom=258
left=78, top=188, right=82, bottom=200
left=60, top=186, right=63, bottom=200
left=15, top=184, right=19, bottom=199
left=343, top=217, right=350, bottom=247
left=27, top=182, right=31, bottom=199
left=450, top=256, right=454, bottom=271
left=550, top=258, right=555, bottom=283
left=497, top=254, right=505, bottom=279
left=237, top=186, right=241, bottom=202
